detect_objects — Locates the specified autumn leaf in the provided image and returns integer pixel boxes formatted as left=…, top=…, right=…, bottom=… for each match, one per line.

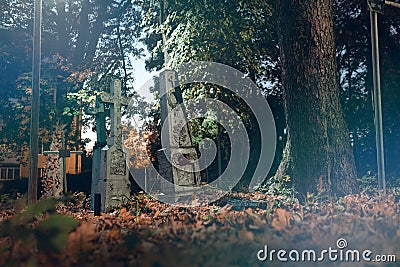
left=271, top=208, right=291, bottom=231
left=67, top=221, right=98, bottom=255
left=1, top=190, right=400, bottom=266
left=237, top=228, right=254, bottom=242
left=108, top=226, right=121, bottom=241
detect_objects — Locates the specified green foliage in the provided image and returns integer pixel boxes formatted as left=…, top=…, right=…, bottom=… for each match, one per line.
left=140, top=0, right=400, bottom=185
left=357, top=172, right=400, bottom=195
left=16, top=198, right=58, bottom=225
left=141, top=0, right=279, bottom=92
left=140, top=0, right=283, bottom=187
left=0, top=198, right=79, bottom=255
left=334, top=0, right=400, bottom=176
left=34, top=213, right=79, bottom=252
left=260, top=176, right=293, bottom=197
left=260, top=175, right=297, bottom=209
left=0, top=194, right=13, bottom=205
left=388, top=177, right=400, bottom=189
left=0, top=0, right=144, bottom=150
left=305, top=190, right=332, bottom=208
left=262, top=175, right=292, bottom=195
left=357, top=173, right=378, bottom=194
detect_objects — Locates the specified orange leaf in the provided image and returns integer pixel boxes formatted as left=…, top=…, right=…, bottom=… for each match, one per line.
left=237, top=228, right=254, bottom=242
left=108, top=226, right=121, bottom=241
left=67, top=222, right=98, bottom=257
left=120, top=208, right=127, bottom=217
left=272, top=208, right=291, bottom=231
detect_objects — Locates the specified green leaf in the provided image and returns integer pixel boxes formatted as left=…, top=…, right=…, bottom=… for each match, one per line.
left=34, top=214, right=79, bottom=252
left=16, top=198, right=59, bottom=225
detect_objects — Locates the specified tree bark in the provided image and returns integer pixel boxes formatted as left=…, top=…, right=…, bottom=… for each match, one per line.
left=275, top=0, right=358, bottom=199
left=73, top=0, right=89, bottom=67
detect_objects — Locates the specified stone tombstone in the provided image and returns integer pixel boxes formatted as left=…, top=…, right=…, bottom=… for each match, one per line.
left=86, top=96, right=106, bottom=210
left=43, top=127, right=82, bottom=197
left=42, top=127, right=63, bottom=198
left=158, top=69, right=201, bottom=201
left=97, top=79, right=131, bottom=210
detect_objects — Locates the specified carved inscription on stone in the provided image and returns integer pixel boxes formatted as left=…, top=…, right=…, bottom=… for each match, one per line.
left=158, top=70, right=201, bottom=195
left=110, top=149, right=126, bottom=176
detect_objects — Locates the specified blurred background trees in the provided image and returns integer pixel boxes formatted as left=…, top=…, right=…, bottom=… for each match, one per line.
left=0, top=0, right=399, bottom=188
left=0, top=0, right=143, bottom=154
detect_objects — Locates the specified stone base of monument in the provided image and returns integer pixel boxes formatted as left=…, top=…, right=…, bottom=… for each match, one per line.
left=97, top=178, right=131, bottom=210
left=157, top=184, right=202, bottom=203
left=104, top=145, right=131, bottom=210
left=95, top=145, right=109, bottom=211
left=157, top=147, right=201, bottom=202
left=104, top=179, right=131, bottom=208
left=90, top=143, right=104, bottom=210
left=94, top=144, right=131, bottom=211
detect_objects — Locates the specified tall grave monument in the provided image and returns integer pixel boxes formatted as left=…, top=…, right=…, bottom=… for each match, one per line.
left=90, top=79, right=131, bottom=211
left=157, top=70, right=201, bottom=201
left=43, top=126, right=82, bottom=197
left=87, top=97, right=106, bottom=210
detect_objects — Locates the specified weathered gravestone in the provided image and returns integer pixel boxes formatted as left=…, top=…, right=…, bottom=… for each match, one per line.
left=43, top=128, right=82, bottom=197
left=157, top=69, right=201, bottom=202
left=42, top=127, right=63, bottom=198
left=86, top=96, right=107, bottom=210
left=92, top=79, right=131, bottom=210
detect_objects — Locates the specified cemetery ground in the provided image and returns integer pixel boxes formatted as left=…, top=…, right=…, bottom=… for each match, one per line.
left=0, top=185, right=399, bottom=267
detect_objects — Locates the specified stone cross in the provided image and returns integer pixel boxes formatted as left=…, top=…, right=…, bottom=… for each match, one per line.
left=86, top=96, right=107, bottom=146
left=100, top=79, right=130, bottom=147
left=98, top=79, right=131, bottom=210
left=158, top=70, right=201, bottom=201
left=43, top=131, right=83, bottom=195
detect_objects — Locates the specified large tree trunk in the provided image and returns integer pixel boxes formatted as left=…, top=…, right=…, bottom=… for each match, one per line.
left=275, top=0, right=358, bottom=199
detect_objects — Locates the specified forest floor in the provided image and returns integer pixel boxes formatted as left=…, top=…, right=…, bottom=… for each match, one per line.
left=0, top=188, right=399, bottom=267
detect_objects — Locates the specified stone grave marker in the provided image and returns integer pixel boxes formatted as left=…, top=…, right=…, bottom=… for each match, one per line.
left=43, top=130, right=83, bottom=197
left=86, top=96, right=107, bottom=210
left=157, top=69, right=201, bottom=201
left=97, top=79, right=131, bottom=210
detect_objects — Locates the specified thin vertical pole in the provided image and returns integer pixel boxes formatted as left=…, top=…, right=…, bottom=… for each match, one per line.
left=369, top=11, right=386, bottom=193
left=28, top=0, right=42, bottom=204
left=217, top=122, right=222, bottom=177
left=61, top=132, right=68, bottom=194
left=94, top=193, right=101, bottom=216
left=216, top=91, right=222, bottom=177
left=144, top=167, right=147, bottom=193
left=160, top=0, right=169, bottom=66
